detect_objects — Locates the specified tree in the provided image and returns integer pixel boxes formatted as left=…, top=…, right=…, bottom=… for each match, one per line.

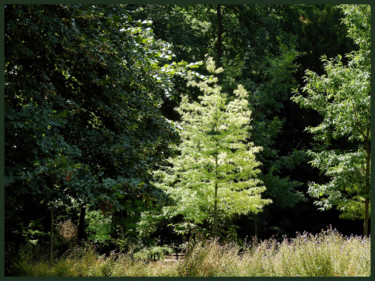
left=212, top=5, right=306, bottom=236
left=141, top=5, right=306, bottom=237
left=4, top=4, right=191, bottom=255
left=292, top=5, right=370, bottom=236
left=155, top=58, right=272, bottom=238
left=141, top=4, right=362, bottom=238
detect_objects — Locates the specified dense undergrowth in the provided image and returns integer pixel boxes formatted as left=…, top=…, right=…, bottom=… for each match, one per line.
left=13, top=229, right=370, bottom=277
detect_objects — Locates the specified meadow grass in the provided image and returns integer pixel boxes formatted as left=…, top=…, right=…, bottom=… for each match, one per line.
left=15, top=229, right=370, bottom=277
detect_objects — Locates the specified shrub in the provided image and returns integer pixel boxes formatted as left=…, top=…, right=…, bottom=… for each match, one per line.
left=133, top=245, right=174, bottom=261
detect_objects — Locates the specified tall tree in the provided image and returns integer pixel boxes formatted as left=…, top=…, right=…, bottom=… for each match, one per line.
left=155, top=58, right=271, bottom=238
left=216, top=4, right=223, bottom=66
left=292, top=4, right=370, bottom=236
left=214, top=5, right=306, bottom=236
left=139, top=4, right=318, bottom=237
left=4, top=4, right=188, bottom=252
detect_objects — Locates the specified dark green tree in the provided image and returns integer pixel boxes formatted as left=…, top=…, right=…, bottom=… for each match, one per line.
left=292, top=4, right=371, bottom=236
left=4, top=4, right=190, bottom=256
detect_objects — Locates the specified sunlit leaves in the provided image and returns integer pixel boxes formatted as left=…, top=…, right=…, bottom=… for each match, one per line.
left=154, top=58, right=271, bottom=234
left=292, top=5, right=370, bottom=222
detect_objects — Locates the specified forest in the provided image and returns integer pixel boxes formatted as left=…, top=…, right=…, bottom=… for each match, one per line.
left=4, top=3, right=371, bottom=277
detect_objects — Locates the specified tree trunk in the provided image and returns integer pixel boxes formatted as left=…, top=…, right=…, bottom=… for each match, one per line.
left=254, top=213, right=258, bottom=237
left=212, top=6, right=223, bottom=238
left=216, top=5, right=223, bottom=67
left=213, top=182, right=218, bottom=238
left=77, top=204, right=86, bottom=244
left=363, top=128, right=370, bottom=237
left=50, top=206, right=54, bottom=263
left=364, top=198, right=369, bottom=237
left=213, top=153, right=219, bottom=238
left=213, top=6, right=223, bottom=237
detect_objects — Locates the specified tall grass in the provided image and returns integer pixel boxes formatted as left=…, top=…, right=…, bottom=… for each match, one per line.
left=14, top=229, right=370, bottom=277
left=181, top=229, right=370, bottom=276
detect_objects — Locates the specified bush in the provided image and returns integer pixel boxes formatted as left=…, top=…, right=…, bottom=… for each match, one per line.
left=133, top=245, right=174, bottom=261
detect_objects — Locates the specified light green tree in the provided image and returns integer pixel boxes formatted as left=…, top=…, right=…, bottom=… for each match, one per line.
left=155, top=58, right=272, bottom=238
left=292, top=5, right=370, bottom=236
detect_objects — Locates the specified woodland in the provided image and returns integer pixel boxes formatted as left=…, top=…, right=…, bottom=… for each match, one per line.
left=4, top=4, right=371, bottom=277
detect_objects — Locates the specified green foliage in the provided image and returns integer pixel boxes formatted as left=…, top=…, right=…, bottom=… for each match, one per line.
left=5, top=4, right=193, bottom=250
left=275, top=4, right=356, bottom=75
left=339, top=4, right=370, bottom=54
left=5, top=5, right=183, bottom=259
left=136, top=5, right=210, bottom=65
left=22, top=219, right=48, bottom=246
left=133, top=245, right=174, bottom=261
left=155, top=57, right=271, bottom=236
left=158, top=4, right=308, bottom=211
left=86, top=210, right=112, bottom=244
left=292, top=5, right=370, bottom=223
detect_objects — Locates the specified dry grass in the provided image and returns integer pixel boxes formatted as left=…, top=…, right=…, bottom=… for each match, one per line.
left=15, top=229, right=370, bottom=277
left=58, top=220, right=78, bottom=242
left=180, top=229, right=370, bottom=276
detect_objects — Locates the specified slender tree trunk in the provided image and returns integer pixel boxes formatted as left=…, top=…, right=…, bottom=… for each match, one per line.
left=214, top=6, right=223, bottom=238
left=254, top=213, right=258, bottom=237
left=213, top=183, right=218, bottom=238
left=364, top=128, right=370, bottom=237
left=216, top=5, right=223, bottom=67
left=50, top=206, right=54, bottom=263
left=77, top=204, right=86, bottom=245
left=213, top=7, right=223, bottom=236
left=213, top=154, right=219, bottom=238
left=364, top=198, right=369, bottom=237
